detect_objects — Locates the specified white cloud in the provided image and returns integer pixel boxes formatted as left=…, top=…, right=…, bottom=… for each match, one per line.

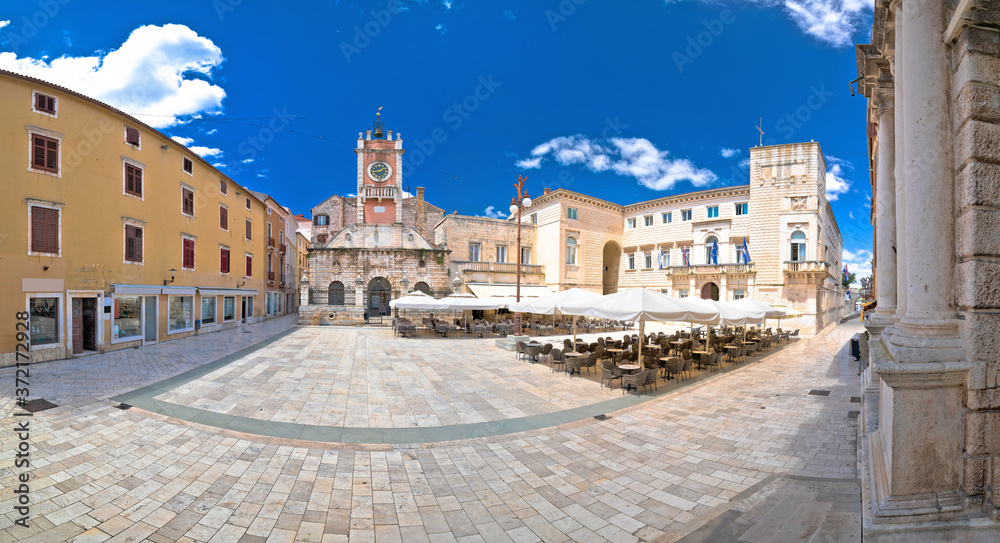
left=842, top=247, right=872, bottom=279
left=435, top=23, right=447, bottom=34
left=739, top=0, right=869, bottom=47
left=720, top=147, right=740, bottom=158
left=241, top=158, right=254, bottom=164
left=0, top=24, right=225, bottom=128
left=190, top=146, right=222, bottom=158
left=205, top=128, right=218, bottom=135
left=0, top=20, right=10, bottom=30
left=212, top=162, right=225, bottom=168
left=172, top=136, right=195, bottom=146
left=503, top=10, right=516, bottom=20
left=481, top=205, right=507, bottom=219
left=826, top=162, right=852, bottom=201
left=442, top=0, right=453, bottom=10
left=848, top=211, right=854, bottom=220
left=519, top=134, right=716, bottom=191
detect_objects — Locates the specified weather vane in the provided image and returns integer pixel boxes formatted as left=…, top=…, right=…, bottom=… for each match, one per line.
left=755, top=117, right=765, bottom=147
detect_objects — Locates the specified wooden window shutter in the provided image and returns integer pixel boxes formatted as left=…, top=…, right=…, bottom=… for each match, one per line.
left=246, top=220, right=251, bottom=239
left=125, top=226, right=135, bottom=261
left=183, top=238, right=195, bottom=268
left=125, top=126, right=140, bottom=146
left=31, top=207, right=45, bottom=251
left=220, top=180, right=227, bottom=195
left=221, top=248, right=230, bottom=274
left=135, top=228, right=142, bottom=261
left=125, top=164, right=142, bottom=196
left=182, top=189, right=194, bottom=215
left=32, top=207, right=58, bottom=253
left=220, top=206, right=228, bottom=229
left=246, top=255, right=252, bottom=277
left=44, top=137, right=57, bottom=171
left=32, top=136, right=46, bottom=168
left=32, top=135, right=58, bottom=172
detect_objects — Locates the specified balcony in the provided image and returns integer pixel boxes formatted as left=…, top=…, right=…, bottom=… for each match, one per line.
left=268, top=271, right=275, bottom=282
left=455, top=260, right=544, bottom=275
left=783, top=260, right=830, bottom=274
left=268, top=237, right=276, bottom=248
left=362, top=185, right=396, bottom=199
left=279, top=243, right=287, bottom=254
left=664, top=263, right=755, bottom=276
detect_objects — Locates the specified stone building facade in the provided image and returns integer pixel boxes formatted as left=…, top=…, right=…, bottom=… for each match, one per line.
left=525, top=142, right=844, bottom=334
left=434, top=214, right=545, bottom=296
left=857, top=2, right=1000, bottom=540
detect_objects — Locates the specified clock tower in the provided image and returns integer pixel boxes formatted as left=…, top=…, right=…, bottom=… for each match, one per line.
left=356, top=110, right=404, bottom=225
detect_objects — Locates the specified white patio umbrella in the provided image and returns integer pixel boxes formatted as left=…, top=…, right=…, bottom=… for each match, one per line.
left=439, top=293, right=501, bottom=310
left=729, top=298, right=787, bottom=337
left=508, top=288, right=603, bottom=344
left=388, top=290, right=447, bottom=310
left=561, top=289, right=720, bottom=370
left=684, top=298, right=766, bottom=327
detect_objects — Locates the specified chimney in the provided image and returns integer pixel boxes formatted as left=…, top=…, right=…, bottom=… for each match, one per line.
left=387, top=129, right=393, bottom=139
left=416, top=187, right=425, bottom=209
left=544, top=187, right=551, bottom=195
left=365, top=129, right=372, bottom=139
left=415, top=187, right=426, bottom=238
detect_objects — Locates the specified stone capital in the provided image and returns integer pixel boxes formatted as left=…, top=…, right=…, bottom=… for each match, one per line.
left=873, top=88, right=894, bottom=114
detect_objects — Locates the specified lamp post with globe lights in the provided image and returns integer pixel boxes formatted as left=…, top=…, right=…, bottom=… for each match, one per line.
left=509, top=175, right=532, bottom=303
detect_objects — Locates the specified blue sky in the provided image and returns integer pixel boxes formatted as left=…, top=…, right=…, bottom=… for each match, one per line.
left=0, top=0, right=875, bottom=277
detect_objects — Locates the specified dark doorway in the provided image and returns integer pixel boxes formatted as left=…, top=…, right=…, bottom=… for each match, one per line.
left=368, top=277, right=391, bottom=316
left=72, top=298, right=98, bottom=354
left=701, top=282, right=720, bottom=301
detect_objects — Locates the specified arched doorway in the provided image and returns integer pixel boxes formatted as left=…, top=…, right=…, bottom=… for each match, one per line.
left=701, top=282, right=720, bottom=301
left=368, top=277, right=391, bottom=316
left=328, top=281, right=345, bottom=305
left=602, top=241, right=621, bottom=295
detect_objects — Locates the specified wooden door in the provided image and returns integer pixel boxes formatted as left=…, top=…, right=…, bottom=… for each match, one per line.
left=82, top=298, right=97, bottom=351
left=72, top=298, right=83, bottom=354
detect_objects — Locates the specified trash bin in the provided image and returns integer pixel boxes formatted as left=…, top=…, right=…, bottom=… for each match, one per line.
left=850, top=336, right=861, bottom=361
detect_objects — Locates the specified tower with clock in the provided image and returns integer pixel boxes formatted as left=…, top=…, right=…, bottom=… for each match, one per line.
left=356, top=110, right=404, bottom=225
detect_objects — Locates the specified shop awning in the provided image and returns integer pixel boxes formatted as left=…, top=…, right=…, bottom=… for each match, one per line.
left=466, top=283, right=555, bottom=299
left=160, top=286, right=197, bottom=296
left=198, top=287, right=260, bottom=296
left=111, top=284, right=164, bottom=295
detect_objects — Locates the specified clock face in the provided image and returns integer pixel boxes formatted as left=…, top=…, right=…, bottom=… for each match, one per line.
left=368, top=161, right=392, bottom=182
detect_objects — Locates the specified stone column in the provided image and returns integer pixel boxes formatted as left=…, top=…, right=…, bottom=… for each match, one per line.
left=888, top=0, right=964, bottom=362
left=889, top=3, right=907, bottom=332
left=868, top=88, right=896, bottom=336
left=719, top=275, right=728, bottom=302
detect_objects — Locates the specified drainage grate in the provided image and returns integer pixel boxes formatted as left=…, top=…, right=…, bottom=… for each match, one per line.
left=850, top=396, right=861, bottom=403
left=21, top=399, right=58, bottom=413
left=593, top=414, right=610, bottom=421
left=848, top=411, right=860, bottom=418
left=808, top=390, right=831, bottom=396
left=115, top=403, right=132, bottom=410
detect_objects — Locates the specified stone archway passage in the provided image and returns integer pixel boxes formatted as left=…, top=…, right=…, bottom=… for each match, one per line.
left=702, top=282, right=720, bottom=301
left=368, top=277, right=391, bottom=316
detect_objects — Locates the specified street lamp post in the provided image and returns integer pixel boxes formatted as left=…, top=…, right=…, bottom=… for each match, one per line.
left=509, top=175, right=531, bottom=336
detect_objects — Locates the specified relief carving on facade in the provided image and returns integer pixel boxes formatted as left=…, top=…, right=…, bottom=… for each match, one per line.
left=790, top=196, right=808, bottom=211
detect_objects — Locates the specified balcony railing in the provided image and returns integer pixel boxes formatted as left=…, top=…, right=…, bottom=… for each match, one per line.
left=663, top=263, right=755, bottom=275
left=454, top=260, right=544, bottom=275
left=783, top=260, right=830, bottom=273
left=279, top=243, right=287, bottom=254
left=267, top=271, right=275, bottom=282
left=362, top=185, right=396, bottom=199
left=268, top=237, right=276, bottom=248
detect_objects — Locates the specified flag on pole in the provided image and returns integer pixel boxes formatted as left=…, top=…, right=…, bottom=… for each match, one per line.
left=658, top=249, right=664, bottom=270
left=742, top=237, right=752, bottom=263
left=843, top=265, right=849, bottom=282
left=711, top=238, right=719, bottom=265
left=682, top=245, right=690, bottom=266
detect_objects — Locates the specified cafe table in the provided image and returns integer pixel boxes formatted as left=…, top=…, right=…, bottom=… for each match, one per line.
left=605, top=348, right=624, bottom=364
left=618, top=364, right=640, bottom=375
left=690, top=349, right=712, bottom=370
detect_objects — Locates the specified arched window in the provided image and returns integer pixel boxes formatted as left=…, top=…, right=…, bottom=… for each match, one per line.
left=328, top=281, right=345, bottom=305
left=790, top=231, right=807, bottom=262
left=566, top=237, right=578, bottom=266
left=705, top=236, right=718, bottom=265
left=414, top=282, right=430, bottom=294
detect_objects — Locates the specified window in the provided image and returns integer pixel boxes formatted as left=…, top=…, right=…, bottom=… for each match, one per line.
left=566, top=237, right=577, bottom=266
left=681, top=209, right=692, bottom=221
left=705, top=236, right=718, bottom=264
left=33, top=92, right=56, bottom=115
left=220, top=180, right=227, bottom=195
left=246, top=296, right=254, bottom=318
left=734, top=289, right=745, bottom=300
left=29, top=297, right=59, bottom=346
left=521, top=246, right=531, bottom=265
left=736, top=203, right=748, bottom=216
left=469, top=242, right=481, bottom=262
left=31, top=134, right=59, bottom=173
left=125, top=126, right=140, bottom=147
left=220, top=206, right=228, bottom=230
left=496, top=245, right=507, bottom=263
left=245, top=197, right=252, bottom=210
left=112, top=296, right=141, bottom=341
left=414, top=282, right=430, bottom=294
left=30, top=205, right=59, bottom=255
left=663, top=212, right=672, bottom=223
left=567, top=207, right=578, bottom=220
left=245, top=254, right=253, bottom=277
left=220, top=247, right=230, bottom=274
left=182, top=187, right=195, bottom=216
left=182, top=238, right=195, bottom=269
left=314, top=214, right=329, bottom=226
left=736, top=246, right=745, bottom=264
left=223, top=296, right=236, bottom=322
left=329, top=282, right=345, bottom=305
left=707, top=206, right=719, bottom=218
left=182, top=156, right=193, bottom=174
left=125, top=163, right=143, bottom=197
left=627, top=253, right=635, bottom=270
left=644, top=215, right=653, bottom=227
left=664, top=252, right=671, bottom=267
left=125, top=225, right=143, bottom=263
left=644, top=252, right=653, bottom=269
left=201, top=297, right=216, bottom=325
left=267, top=223, right=272, bottom=241
left=790, top=231, right=807, bottom=262
left=679, top=289, right=689, bottom=298
left=267, top=207, right=272, bottom=215
left=627, top=218, right=636, bottom=229
left=168, top=295, right=194, bottom=332
left=530, top=213, right=537, bottom=224
left=246, top=220, right=253, bottom=240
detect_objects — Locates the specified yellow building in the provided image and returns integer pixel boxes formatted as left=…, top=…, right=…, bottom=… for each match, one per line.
left=0, top=69, right=274, bottom=366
